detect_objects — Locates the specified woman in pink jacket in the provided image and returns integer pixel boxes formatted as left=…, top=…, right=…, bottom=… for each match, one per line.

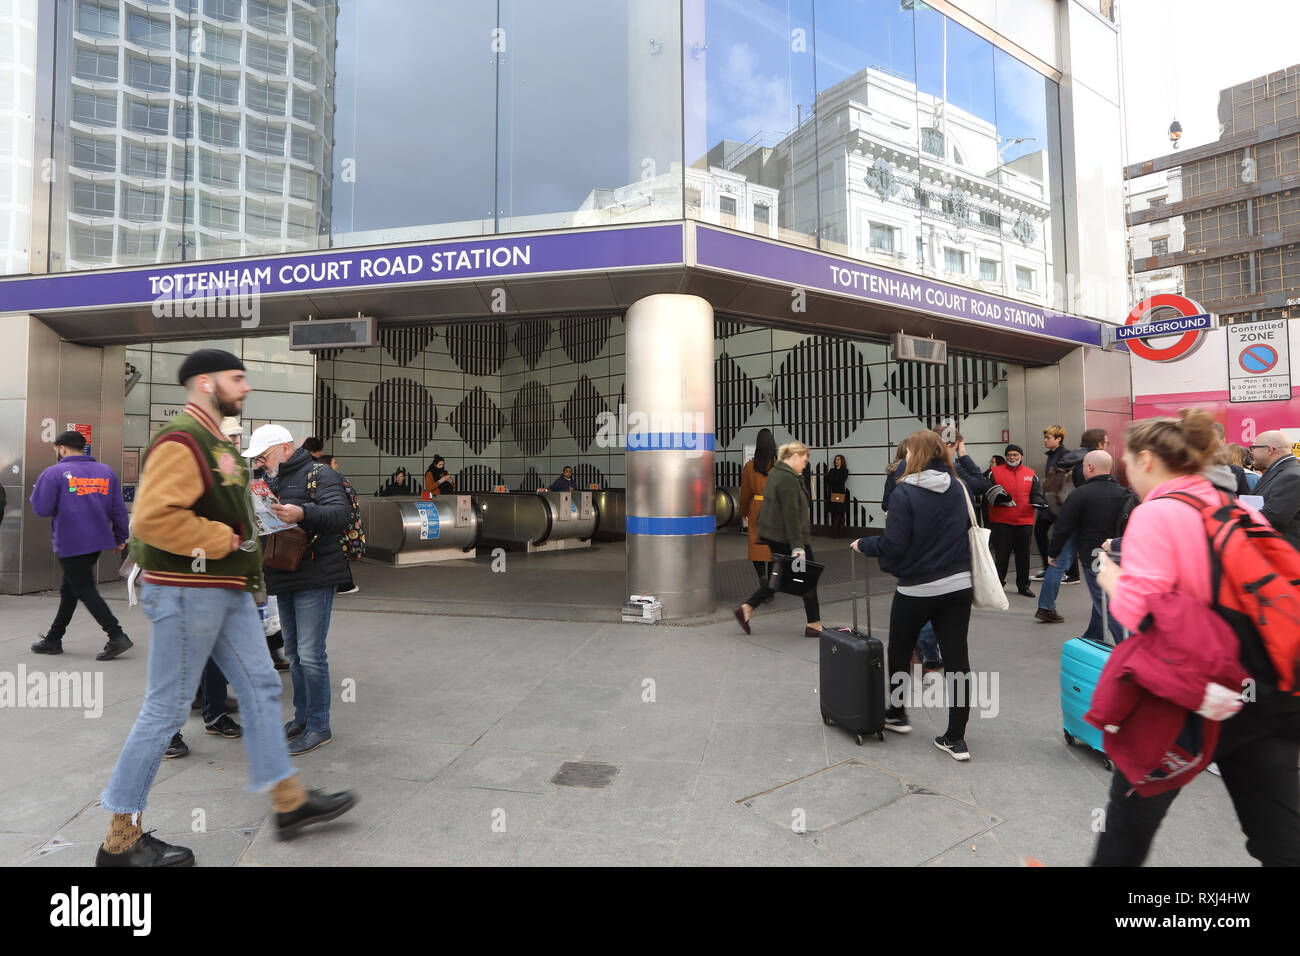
left=1092, top=408, right=1300, bottom=866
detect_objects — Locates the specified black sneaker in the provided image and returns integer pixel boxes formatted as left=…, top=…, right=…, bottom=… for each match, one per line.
left=164, top=733, right=189, bottom=758
left=31, top=635, right=63, bottom=655
left=934, top=735, right=970, bottom=761
left=204, top=714, right=242, bottom=738
left=1064, top=576, right=1081, bottom=585
left=95, top=831, right=194, bottom=867
left=96, top=634, right=133, bottom=661
left=884, top=714, right=912, bottom=734
left=275, top=789, right=358, bottom=841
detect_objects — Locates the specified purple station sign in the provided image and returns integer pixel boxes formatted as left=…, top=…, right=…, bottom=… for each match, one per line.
left=693, top=226, right=1104, bottom=348
left=0, top=223, right=685, bottom=314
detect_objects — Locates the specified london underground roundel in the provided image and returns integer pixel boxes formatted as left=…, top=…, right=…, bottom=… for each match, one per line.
left=1123, top=294, right=1210, bottom=362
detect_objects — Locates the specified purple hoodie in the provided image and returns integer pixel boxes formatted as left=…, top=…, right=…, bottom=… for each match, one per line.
left=30, top=454, right=129, bottom=558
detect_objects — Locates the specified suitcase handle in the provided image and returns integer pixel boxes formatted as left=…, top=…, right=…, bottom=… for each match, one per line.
left=850, top=547, right=871, bottom=636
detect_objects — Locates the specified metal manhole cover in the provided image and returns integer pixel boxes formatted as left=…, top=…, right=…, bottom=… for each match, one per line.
left=551, top=761, right=621, bottom=789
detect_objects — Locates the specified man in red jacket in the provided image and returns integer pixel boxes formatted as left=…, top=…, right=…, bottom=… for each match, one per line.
left=986, top=443, right=1047, bottom=597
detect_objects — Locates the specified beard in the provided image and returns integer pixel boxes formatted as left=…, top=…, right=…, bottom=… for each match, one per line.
left=213, top=386, right=243, bottom=418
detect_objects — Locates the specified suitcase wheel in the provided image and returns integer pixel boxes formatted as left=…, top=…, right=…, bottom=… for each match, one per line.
left=854, top=734, right=864, bottom=746
left=1063, top=730, right=1075, bottom=747
left=877, top=731, right=885, bottom=742
left=822, top=713, right=831, bottom=727
left=1101, top=757, right=1113, bottom=772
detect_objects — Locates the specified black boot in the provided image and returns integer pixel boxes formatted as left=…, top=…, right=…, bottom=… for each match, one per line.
left=275, top=789, right=358, bottom=841
left=96, top=633, right=133, bottom=661
left=95, top=831, right=194, bottom=867
left=31, top=634, right=63, bottom=655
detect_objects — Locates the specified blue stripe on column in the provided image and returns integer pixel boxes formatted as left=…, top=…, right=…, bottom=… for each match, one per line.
left=625, top=432, right=716, bottom=451
left=626, top=515, right=716, bottom=536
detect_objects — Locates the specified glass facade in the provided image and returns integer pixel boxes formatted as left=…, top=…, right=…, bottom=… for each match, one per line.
left=27, top=0, right=1071, bottom=313
left=687, top=0, right=1066, bottom=308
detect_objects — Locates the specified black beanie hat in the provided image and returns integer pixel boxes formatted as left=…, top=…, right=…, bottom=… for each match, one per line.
left=54, top=430, right=87, bottom=450
left=177, top=348, right=245, bottom=385
left=1005, top=443, right=1024, bottom=457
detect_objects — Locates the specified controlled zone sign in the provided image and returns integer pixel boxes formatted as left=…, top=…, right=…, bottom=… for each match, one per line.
left=1228, top=319, right=1291, bottom=403
left=1117, top=294, right=1213, bottom=361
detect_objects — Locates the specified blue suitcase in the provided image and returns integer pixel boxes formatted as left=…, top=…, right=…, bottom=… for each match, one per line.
left=1060, top=637, right=1113, bottom=770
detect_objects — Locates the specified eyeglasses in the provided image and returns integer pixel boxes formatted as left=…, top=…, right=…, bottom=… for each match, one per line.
left=252, top=454, right=267, bottom=465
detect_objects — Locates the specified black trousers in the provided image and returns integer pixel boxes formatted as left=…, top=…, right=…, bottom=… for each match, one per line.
left=1092, top=705, right=1300, bottom=866
left=884, top=589, right=974, bottom=741
left=991, top=523, right=1034, bottom=589
left=200, top=658, right=230, bottom=724
left=744, top=542, right=820, bottom=624
left=46, top=551, right=124, bottom=641
left=1034, top=513, right=1078, bottom=577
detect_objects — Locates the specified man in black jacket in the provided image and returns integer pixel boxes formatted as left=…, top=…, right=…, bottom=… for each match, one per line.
left=1251, top=430, right=1300, bottom=551
left=1035, top=450, right=1135, bottom=643
left=243, top=425, right=351, bottom=756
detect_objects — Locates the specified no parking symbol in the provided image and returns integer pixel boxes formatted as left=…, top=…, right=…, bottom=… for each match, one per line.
left=1228, top=319, right=1291, bottom=403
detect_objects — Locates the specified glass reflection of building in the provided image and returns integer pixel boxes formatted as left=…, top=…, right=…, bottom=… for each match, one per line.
left=15, top=0, right=1124, bottom=319
left=49, top=0, right=337, bottom=271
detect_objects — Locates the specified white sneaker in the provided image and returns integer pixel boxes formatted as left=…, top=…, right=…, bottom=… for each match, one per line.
left=1030, top=570, right=1047, bottom=581
left=884, top=716, right=912, bottom=734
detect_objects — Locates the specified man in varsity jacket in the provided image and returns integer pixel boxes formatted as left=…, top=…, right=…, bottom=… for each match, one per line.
left=95, top=348, right=356, bottom=867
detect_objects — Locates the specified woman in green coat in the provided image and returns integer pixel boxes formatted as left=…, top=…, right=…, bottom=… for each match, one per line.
left=734, top=441, right=823, bottom=637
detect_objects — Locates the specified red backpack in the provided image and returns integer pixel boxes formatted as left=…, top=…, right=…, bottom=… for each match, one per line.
left=1163, top=490, right=1300, bottom=701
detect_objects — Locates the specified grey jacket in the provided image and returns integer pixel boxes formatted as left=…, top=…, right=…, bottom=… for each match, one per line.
left=1254, top=454, right=1300, bottom=550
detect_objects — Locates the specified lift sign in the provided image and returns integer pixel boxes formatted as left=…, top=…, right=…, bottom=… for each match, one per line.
left=1228, top=319, right=1291, bottom=403
left=414, top=502, right=440, bottom=540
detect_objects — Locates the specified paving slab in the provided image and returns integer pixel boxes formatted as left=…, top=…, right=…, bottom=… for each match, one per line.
left=0, top=561, right=1258, bottom=867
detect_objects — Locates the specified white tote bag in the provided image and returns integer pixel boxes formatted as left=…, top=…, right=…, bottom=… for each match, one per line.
left=958, top=481, right=1008, bottom=611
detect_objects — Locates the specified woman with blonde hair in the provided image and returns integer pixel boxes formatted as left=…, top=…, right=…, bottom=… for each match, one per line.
left=852, top=429, right=977, bottom=760
left=734, top=440, right=823, bottom=637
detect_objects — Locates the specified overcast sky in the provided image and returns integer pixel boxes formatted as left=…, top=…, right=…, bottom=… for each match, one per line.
left=1121, top=0, right=1299, bottom=165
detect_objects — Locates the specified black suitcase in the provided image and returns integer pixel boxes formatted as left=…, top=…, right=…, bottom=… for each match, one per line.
left=820, top=549, right=886, bottom=745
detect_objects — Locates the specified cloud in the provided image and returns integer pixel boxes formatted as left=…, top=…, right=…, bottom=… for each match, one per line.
left=713, top=41, right=797, bottom=143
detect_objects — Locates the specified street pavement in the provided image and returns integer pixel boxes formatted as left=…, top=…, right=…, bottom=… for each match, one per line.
left=0, top=550, right=1255, bottom=867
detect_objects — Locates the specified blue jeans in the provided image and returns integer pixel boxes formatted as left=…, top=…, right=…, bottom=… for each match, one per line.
left=278, top=587, right=335, bottom=735
left=916, top=622, right=941, bottom=663
left=1037, top=535, right=1078, bottom=613
left=1081, top=562, right=1126, bottom=644
left=101, top=585, right=295, bottom=814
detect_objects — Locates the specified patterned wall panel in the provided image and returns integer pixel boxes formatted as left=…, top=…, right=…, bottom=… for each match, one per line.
left=362, top=377, right=437, bottom=456
left=715, top=318, right=746, bottom=339
left=772, top=336, right=870, bottom=447
left=888, top=355, right=1005, bottom=431
left=715, top=352, right=763, bottom=449
left=379, top=326, right=439, bottom=367
left=573, top=462, right=607, bottom=490
left=314, top=379, right=352, bottom=441
left=519, top=465, right=542, bottom=491
left=558, top=315, right=611, bottom=364
left=561, top=375, right=607, bottom=452
left=509, top=380, right=555, bottom=455
left=512, top=320, right=553, bottom=370
left=447, top=386, right=505, bottom=455
left=456, top=464, right=505, bottom=493
left=447, top=322, right=507, bottom=377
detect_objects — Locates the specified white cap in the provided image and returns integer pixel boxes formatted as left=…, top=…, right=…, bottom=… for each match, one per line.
left=219, top=416, right=242, bottom=436
left=241, top=424, right=295, bottom=458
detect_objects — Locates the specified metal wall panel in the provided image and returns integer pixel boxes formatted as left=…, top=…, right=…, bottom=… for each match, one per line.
left=19, top=318, right=61, bottom=593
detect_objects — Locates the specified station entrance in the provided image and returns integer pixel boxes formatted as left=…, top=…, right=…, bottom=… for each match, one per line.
left=103, top=312, right=1015, bottom=623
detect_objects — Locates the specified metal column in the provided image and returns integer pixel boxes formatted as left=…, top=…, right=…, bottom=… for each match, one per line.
left=624, top=294, right=715, bottom=618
